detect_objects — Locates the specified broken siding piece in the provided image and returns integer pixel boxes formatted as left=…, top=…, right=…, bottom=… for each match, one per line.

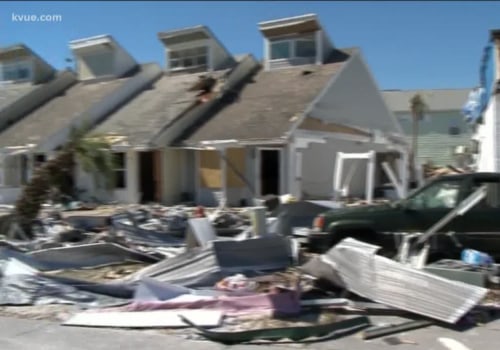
left=63, top=309, right=223, bottom=328
left=321, top=238, right=487, bottom=323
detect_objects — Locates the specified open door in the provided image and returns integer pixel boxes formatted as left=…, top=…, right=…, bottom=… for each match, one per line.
left=139, top=151, right=157, bottom=203
left=258, top=149, right=281, bottom=196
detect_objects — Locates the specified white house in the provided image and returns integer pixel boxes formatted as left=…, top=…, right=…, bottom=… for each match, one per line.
left=81, top=26, right=260, bottom=204
left=176, top=14, right=408, bottom=207
left=0, top=35, right=161, bottom=204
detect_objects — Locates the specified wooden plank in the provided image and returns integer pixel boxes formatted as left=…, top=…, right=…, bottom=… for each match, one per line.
left=226, top=148, right=246, bottom=188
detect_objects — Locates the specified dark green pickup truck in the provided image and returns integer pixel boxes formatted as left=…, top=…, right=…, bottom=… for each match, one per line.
left=308, top=172, right=500, bottom=259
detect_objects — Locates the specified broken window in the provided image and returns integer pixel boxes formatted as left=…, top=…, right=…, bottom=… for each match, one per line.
left=406, top=179, right=462, bottom=209
left=113, top=152, right=126, bottom=189
left=169, top=46, right=208, bottom=70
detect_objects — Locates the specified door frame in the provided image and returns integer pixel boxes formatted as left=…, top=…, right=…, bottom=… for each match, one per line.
left=255, top=147, right=284, bottom=197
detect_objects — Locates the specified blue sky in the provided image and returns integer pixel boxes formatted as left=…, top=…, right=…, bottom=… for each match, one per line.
left=1, top=1, right=499, bottom=90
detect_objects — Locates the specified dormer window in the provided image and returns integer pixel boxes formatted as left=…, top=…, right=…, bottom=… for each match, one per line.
left=1, top=60, right=32, bottom=82
left=269, top=34, right=317, bottom=61
left=169, top=46, right=208, bottom=70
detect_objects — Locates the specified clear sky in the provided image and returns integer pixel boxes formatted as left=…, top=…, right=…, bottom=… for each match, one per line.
left=2, top=1, right=499, bottom=90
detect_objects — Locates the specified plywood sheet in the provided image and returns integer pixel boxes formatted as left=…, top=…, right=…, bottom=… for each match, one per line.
left=199, top=150, right=221, bottom=189
left=226, top=148, right=246, bottom=188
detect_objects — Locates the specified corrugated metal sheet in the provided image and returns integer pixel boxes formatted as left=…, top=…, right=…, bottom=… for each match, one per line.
left=127, top=236, right=292, bottom=287
left=321, top=238, right=487, bottom=323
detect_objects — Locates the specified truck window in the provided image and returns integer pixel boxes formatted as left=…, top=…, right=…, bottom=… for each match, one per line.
left=406, top=179, right=462, bottom=209
left=470, top=178, right=500, bottom=208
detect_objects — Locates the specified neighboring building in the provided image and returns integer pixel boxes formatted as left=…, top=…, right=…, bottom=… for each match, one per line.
left=176, top=14, right=408, bottom=206
left=0, top=44, right=77, bottom=202
left=463, top=30, right=500, bottom=172
left=0, top=35, right=161, bottom=204
left=383, top=89, right=472, bottom=167
left=83, top=26, right=259, bottom=204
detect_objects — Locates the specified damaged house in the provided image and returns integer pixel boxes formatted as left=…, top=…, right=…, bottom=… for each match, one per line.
left=176, top=14, right=409, bottom=206
left=0, top=44, right=76, bottom=203
left=84, top=25, right=259, bottom=204
left=0, top=35, right=162, bottom=204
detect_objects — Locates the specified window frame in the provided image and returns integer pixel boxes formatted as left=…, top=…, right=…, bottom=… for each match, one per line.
left=269, top=36, right=317, bottom=61
left=1, top=60, right=32, bottom=82
left=168, top=46, right=208, bottom=71
left=113, top=152, right=127, bottom=189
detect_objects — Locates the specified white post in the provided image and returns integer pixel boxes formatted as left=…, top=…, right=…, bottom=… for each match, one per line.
left=263, top=38, right=270, bottom=71
left=399, top=150, right=409, bottom=197
left=315, top=30, right=323, bottom=65
left=382, top=161, right=404, bottom=199
left=219, top=147, right=227, bottom=208
left=365, top=151, right=376, bottom=204
left=333, top=152, right=344, bottom=201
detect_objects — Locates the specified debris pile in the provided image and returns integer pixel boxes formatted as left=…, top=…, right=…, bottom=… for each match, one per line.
left=0, top=200, right=499, bottom=346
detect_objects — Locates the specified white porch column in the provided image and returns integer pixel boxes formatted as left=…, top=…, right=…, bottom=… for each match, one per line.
left=219, top=147, right=227, bottom=207
left=127, top=150, right=140, bottom=203
left=365, top=150, right=376, bottom=204
left=333, top=152, right=344, bottom=201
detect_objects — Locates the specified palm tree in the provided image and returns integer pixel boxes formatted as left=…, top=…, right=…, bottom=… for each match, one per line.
left=14, top=124, right=115, bottom=238
left=409, top=94, right=428, bottom=185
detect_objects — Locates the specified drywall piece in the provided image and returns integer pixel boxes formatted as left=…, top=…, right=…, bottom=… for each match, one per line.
left=63, top=309, right=223, bottom=328
left=185, top=218, right=217, bottom=250
left=321, top=238, right=487, bottom=323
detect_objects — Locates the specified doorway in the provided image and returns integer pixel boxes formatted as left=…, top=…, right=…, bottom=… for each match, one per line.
left=258, top=149, right=281, bottom=196
left=139, top=151, right=156, bottom=203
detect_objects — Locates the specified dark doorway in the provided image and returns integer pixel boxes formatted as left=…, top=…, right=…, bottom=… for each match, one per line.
left=139, top=151, right=156, bottom=203
left=260, top=149, right=280, bottom=196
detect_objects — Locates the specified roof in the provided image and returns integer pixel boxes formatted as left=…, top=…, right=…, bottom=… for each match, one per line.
left=0, top=77, right=131, bottom=149
left=92, top=69, right=231, bottom=148
left=0, top=82, right=36, bottom=112
left=179, top=49, right=351, bottom=146
left=382, top=89, right=472, bottom=112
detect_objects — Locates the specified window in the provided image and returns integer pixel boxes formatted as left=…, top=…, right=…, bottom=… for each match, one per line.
left=470, top=179, right=500, bottom=208
left=269, top=36, right=317, bottom=61
left=270, top=41, right=291, bottom=59
left=169, top=46, right=208, bottom=70
left=1, top=61, right=32, bottom=82
left=295, top=39, right=316, bottom=58
left=113, top=152, right=126, bottom=189
left=406, top=179, right=462, bottom=209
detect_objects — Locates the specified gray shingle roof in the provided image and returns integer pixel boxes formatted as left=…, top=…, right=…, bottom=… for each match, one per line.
left=93, top=70, right=230, bottom=148
left=382, top=89, right=472, bottom=112
left=0, top=78, right=130, bottom=148
left=0, top=82, right=36, bottom=112
left=180, top=49, right=351, bottom=145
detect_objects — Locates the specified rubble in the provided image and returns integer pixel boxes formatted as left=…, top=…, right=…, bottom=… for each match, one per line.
left=0, top=200, right=499, bottom=346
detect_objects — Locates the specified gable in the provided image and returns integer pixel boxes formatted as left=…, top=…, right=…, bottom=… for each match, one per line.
left=304, top=52, right=403, bottom=135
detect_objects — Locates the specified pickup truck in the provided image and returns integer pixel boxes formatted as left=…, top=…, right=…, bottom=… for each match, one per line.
left=308, top=172, right=500, bottom=260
